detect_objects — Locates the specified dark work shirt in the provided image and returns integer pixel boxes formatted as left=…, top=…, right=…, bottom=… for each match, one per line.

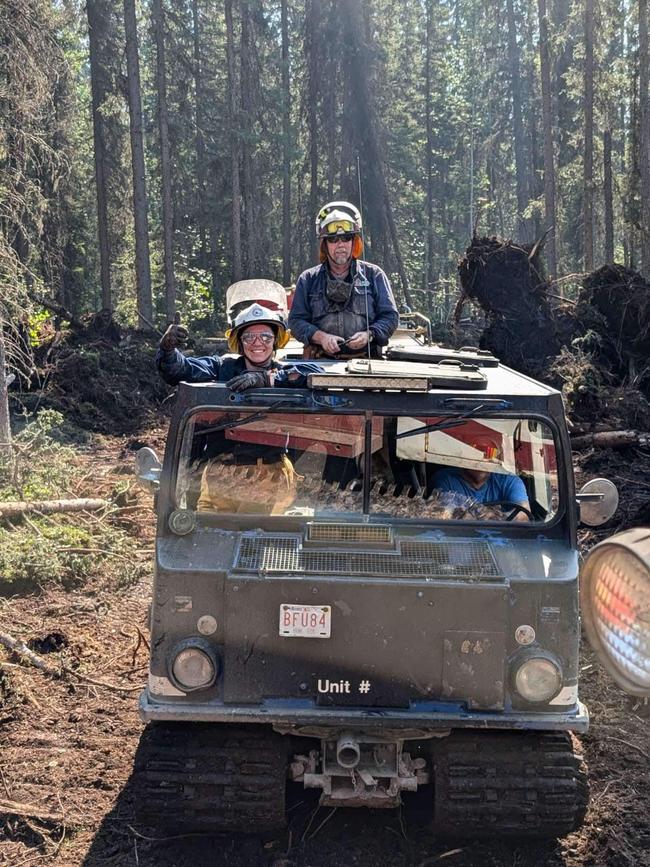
left=288, top=260, right=399, bottom=346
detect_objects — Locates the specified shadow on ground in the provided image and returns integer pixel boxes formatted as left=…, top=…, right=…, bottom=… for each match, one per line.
left=82, top=745, right=565, bottom=867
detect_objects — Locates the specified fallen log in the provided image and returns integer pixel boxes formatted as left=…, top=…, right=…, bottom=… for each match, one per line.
left=570, top=430, right=650, bottom=450
left=0, top=497, right=107, bottom=518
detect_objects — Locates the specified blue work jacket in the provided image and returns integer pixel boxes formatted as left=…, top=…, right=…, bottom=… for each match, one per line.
left=288, top=260, right=399, bottom=347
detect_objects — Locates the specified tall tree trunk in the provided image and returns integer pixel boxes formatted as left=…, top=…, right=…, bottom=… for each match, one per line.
left=603, top=129, right=614, bottom=262
left=305, top=0, right=320, bottom=263
left=192, top=0, right=207, bottom=262
left=506, top=0, right=531, bottom=243
left=583, top=0, right=595, bottom=270
left=342, top=0, right=413, bottom=307
left=240, top=0, right=256, bottom=276
left=424, top=0, right=435, bottom=293
left=281, top=0, right=291, bottom=285
left=0, top=324, right=11, bottom=461
left=152, top=0, right=176, bottom=320
left=537, top=0, right=558, bottom=280
left=640, top=0, right=650, bottom=274
left=225, top=0, right=242, bottom=281
left=86, top=0, right=112, bottom=311
left=123, top=0, right=153, bottom=326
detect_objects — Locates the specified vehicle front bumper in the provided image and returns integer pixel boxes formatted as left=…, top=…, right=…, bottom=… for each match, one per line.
left=139, top=691, right=589, bottom=733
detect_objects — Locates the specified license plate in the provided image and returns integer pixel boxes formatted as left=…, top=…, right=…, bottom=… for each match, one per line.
left=279, top=604, right=331, bottom=638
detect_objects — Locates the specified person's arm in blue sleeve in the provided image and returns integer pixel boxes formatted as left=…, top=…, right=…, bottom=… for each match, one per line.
left=273, top=362, right=323, bottom=388
left=501, top=474, right=530, bottom=505
left=368, top=269, right=399, bottom=346
left=155, top=348, right=224, bottom=385
left=288, top=273, right=319, bottom=345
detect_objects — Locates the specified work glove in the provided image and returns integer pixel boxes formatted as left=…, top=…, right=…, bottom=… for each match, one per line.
left=226, top=369, right=272, bottom=392
left=159, top=312, right=188, bottom=352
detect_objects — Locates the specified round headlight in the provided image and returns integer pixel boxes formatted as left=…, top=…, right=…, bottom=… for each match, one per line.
left=169, top=509, right=196, bottom=536
left=581, top=529, right=650, bottom=696
left=514, top=657, right=562, bottom=703
left=171, top=644, right=216, bottom=691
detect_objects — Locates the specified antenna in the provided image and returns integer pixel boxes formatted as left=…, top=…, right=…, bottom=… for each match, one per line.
left=356, top=154, right=372, bottom=364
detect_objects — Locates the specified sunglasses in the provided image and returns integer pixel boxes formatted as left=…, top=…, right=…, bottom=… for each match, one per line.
left=241, top=332, right=275, bottom=345
left=325, top=233, right=355, bottom=244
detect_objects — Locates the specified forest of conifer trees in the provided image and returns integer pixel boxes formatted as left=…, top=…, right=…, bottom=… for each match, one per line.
left=2, top=0, right=650, bottom=333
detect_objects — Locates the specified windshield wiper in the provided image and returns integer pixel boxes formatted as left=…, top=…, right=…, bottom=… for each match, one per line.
left=198, top=398, right=293, bottom=436
left=395, top=400, right=512, bottom=440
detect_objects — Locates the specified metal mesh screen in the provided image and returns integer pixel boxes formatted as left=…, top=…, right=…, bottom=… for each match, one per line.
left=235, top=536, right=499, bottom=579
left=306, top=523, right=393, bottom=544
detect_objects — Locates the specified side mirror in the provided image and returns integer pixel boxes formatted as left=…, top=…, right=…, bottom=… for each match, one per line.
left=580, top=528, right=650, bottom=696
left=135, top=446, right=162, bottom=493
left=576, top=478, right=618, bottom=526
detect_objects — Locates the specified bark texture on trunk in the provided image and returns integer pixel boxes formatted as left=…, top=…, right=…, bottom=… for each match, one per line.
left=640, top=0, right=650, bottom=275
left=506, top=0, right=531, bottom=243
left=123, top=0, right=153, bottom=325
left=603, top=129, right=614, bottom=262
left=86, top=0, right=112, bottom=311
left=225, top=0, right=242, bottom=281
left=583, top=0, right=595, bottom=271
left=537, top=0, right=558, bottom=280
left=281, top=0, right=291, bottom=285
left=152, top=0, right=176, bottom=320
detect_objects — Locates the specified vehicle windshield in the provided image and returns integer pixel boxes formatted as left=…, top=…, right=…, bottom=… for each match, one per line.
left=175, top=410, right=560, bottom=523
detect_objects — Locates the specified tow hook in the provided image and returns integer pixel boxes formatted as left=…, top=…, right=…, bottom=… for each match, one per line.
left=290, top=738, right=429, bottom=808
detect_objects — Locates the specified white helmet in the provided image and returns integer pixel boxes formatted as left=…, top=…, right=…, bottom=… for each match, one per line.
left=315, top=200, right=362, bottom=238
left=225, top=303, right=290, bottom=352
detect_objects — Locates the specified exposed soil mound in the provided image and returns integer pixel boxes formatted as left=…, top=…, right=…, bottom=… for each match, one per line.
left=24, top=328, right=170, bottom=435
left=457, top=236, right=565, bottom=376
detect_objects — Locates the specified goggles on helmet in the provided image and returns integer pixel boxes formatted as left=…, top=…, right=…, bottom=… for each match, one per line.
left=323, top=219, right=356, bottom=236
left=225, top=302, right=290, bottom=352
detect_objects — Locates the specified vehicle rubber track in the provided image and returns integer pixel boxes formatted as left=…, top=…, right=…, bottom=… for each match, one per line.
left=431, top=730, right=588, bottom=838
left=133, top=723, right=287, bottom=834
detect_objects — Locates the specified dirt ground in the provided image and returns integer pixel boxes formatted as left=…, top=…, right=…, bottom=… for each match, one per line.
left=1, top=430, right=649, bottom=867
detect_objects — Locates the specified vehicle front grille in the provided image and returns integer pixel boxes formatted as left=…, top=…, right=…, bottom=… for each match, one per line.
left=234, top=535, right=500, bottom=579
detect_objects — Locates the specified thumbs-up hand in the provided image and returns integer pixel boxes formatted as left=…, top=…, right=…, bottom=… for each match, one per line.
left=160, top=312, right=188, bottom=352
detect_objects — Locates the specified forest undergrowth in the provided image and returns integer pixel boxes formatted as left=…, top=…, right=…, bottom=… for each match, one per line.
left=0, top=409, right=149, bottom=595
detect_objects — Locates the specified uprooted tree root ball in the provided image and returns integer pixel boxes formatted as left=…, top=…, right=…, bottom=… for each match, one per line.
left=457, top=235, right=565, bottom=376
left=458, top=239, right=650, bottom=429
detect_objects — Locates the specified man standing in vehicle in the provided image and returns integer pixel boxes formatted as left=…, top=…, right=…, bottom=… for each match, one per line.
left=289, top=201, right=399, bottom=358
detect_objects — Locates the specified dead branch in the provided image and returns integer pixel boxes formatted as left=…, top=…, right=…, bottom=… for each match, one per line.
left=0, top=498, right=108, bottom=518
left=570, top=430, right=650, bottom=450
left=0, top=629, right=61, bottom=677
left=0, top=628, right=143, bottom=693
left=0, top=798, right=64, bottom=823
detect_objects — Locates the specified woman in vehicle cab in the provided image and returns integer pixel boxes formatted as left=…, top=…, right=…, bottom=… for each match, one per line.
left=156, top=303, right=298, bottom=391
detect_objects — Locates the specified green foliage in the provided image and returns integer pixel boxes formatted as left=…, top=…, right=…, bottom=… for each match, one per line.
left=0, top=410, right=76, bottom=501
left=0, top=409, right=145, bottom=593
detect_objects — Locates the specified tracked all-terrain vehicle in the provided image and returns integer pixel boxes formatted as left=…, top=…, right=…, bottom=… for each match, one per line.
left=134, top=348, right=621, bottom=838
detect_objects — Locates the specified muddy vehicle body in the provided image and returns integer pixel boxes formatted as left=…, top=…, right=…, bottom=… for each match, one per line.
left=136, top=355, right=614, bottom=838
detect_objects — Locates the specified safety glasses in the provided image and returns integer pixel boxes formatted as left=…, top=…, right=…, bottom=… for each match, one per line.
left=241, top=332, right=275, bottom=346
left=325, top=232, right=355, bottom=244
left=324, top=219, right=355, bottom=236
